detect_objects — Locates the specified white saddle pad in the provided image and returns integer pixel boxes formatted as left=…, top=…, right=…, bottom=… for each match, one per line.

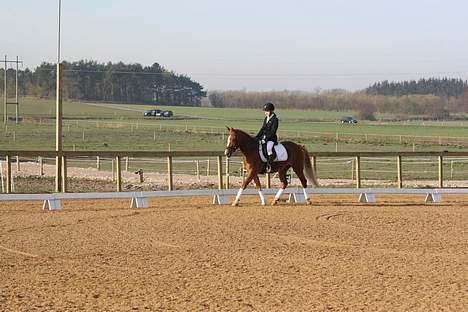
left=259, top=143, right=288, bottom=162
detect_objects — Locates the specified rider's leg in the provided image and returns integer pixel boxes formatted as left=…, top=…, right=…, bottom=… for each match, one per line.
left=266, top=141, right=274, bottom=172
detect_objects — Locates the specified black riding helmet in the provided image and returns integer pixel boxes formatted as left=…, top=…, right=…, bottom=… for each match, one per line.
left=263, top=102, right=275, bottom=112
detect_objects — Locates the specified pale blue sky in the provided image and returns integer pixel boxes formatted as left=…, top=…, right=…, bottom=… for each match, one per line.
left=1, top=0, right=468, bottom=91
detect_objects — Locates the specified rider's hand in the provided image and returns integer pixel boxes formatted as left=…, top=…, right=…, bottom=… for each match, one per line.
left=260, top=139, right=266, bottom=144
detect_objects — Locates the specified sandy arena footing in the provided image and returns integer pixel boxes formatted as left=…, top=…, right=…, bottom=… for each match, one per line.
left=0, top=195, right=467, bottom=311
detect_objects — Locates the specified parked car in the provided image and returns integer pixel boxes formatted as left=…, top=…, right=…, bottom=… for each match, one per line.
left=340, top=116, right=357, bottom=124
left=162, top=110, right=173, bottom=117
left=144, top=109, right=161, bottom=117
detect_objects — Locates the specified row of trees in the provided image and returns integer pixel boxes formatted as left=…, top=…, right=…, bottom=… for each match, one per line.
left=208, top=88, right=468, bottom=120
left=2, top=63, right=467, bottom=120
left=366, top=78, right=468, bottom=97
left=0, top=60, right=207, bottom=106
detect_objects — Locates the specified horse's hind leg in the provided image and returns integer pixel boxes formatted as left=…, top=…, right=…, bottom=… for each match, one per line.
left=292, top=164, right=312, bottom=205
left=271, top=166, right=290, bottom=205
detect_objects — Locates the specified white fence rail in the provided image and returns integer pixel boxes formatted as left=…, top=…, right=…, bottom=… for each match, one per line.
left=1, top=187, right=465, bottom=211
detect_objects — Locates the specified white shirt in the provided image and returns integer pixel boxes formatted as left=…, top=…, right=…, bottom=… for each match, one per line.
left=266, top=113, right=274, bottom=124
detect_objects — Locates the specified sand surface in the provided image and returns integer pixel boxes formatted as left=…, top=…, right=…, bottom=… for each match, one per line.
left=0, top=195, right=467, bottom=311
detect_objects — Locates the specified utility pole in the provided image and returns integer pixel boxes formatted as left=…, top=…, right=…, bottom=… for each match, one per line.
left=2, top=56, right=22, bottom=124
left=55, top=0, right=63, bottom=192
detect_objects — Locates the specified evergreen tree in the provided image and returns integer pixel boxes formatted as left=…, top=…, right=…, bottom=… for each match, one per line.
left=7, top=60, right=206, bottom=106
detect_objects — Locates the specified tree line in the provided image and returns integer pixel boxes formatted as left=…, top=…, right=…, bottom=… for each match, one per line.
left=208, top=86, right=468, bottom=120
left=366, top=78, right=468, bottom=97
left=0, top=60, right=207, bottom=106
left=3, top=62, right=468, bottom=120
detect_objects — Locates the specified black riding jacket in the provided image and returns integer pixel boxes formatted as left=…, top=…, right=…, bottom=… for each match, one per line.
left=256, top=113, right=279, bottom=143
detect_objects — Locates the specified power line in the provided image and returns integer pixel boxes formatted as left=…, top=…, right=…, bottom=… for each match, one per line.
left=28, top=68, right=468, bottom=78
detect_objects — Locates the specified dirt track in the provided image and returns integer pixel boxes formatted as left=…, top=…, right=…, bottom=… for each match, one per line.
left=0, top=195, right=467, bottom=311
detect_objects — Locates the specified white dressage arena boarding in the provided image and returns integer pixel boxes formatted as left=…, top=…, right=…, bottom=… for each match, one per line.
left=1, top=187, right=467, bottom=211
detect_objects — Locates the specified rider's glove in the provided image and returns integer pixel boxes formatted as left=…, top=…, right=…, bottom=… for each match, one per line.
left=260, top=139, right=266, bottom=144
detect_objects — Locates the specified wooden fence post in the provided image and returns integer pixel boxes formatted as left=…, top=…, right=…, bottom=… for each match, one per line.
left=96, top=156, right=100, bottom=170
left=397, top=155, right=402, bottom=188
left=125, top=156, right=129, bottom=171
left=355, top=156, right=361, bottom=188
left=16, top=155, right=20, bottom=172
left=62, top=156, right=67, bottom=192
left=195, top=160, right=200, bottom=181
left=55, top=155, right=62, bottom=193
left=39, top=156, right=44, bottom=176
left=115, top=156, right=121, bottom=192
left=167, top=156, right=173, bottom=191
left=312, top=156, right=317, bottom=175
left=111, top=159, right=115, bottom=181
left=438, top=156, right=444, bottom=188
left=6, top=155, right=12, bottom=194
left=217, top=156, right=223, bottom=190
left=225, top=157, right=230, bottom=189
left=450, top=161, right=454, bottom=179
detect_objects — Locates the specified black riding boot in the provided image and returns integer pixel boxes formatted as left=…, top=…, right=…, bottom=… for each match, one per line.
left=266, top=154, right=274, bottom=173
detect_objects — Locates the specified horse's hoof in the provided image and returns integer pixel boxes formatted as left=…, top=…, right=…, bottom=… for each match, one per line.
left=232, top=202, right=239, bottom=207
left=306, top=199, right=312, bottom=205
left=271, top=199, right=278, bottom=206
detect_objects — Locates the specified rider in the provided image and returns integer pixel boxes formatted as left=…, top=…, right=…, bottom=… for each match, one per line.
left=256, top=102, right=279, bottom=172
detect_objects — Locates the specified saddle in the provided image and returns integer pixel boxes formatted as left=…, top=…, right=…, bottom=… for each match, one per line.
left=258, top=142, right=288, bottom=163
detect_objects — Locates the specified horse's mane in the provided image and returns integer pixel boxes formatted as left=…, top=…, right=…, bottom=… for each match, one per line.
left=234, top=128, right=254, bottom=140
left=233, top=128, right=257, bottom=150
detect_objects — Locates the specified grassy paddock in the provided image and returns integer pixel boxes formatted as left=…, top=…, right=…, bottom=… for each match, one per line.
left=2, top=97, right=468, bottom=153
left=3, top=98, right=468, bottom=192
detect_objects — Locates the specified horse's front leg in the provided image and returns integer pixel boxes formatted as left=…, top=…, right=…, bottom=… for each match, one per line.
left=232, top=172, right=255, bottom=206
left=253, top=175, right=266, bottom=205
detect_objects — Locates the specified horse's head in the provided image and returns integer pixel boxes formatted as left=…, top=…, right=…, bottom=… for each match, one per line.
left=224, top=127, right=238, bottom=158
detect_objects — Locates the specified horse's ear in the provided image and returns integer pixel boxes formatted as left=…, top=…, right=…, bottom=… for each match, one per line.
left=226, top=126, right=231, bottom=131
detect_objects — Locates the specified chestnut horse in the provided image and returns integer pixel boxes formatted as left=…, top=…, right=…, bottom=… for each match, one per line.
left=224, top=127, right=319, bottom=206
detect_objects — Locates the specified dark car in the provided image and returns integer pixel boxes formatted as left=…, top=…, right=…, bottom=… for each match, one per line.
left=340, top=116, right=357, bottom=124
left=144, top=109, right=162, bottom=117
left=162, top=110, right=173, bottom=117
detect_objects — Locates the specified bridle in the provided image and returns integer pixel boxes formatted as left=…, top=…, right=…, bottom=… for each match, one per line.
left=225, top=144, right=238, bottom=157
left=224, top=133, right=239, bottom=158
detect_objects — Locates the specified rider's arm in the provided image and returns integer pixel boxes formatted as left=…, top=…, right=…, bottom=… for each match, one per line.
left=256, top=118, right=266, bottom=139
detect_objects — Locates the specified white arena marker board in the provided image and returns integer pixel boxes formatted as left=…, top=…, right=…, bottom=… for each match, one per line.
left=425, top=193, right=441, bottom=203
left=213, top=194, right=229, bottom=205
left=288, top=193, right=307, bottom=204
left=1, top=187, right=467, bottom=210
left=130, top=197, right=149, bottom=208
left=42, top=199, right=62, bottom=211
left=358, top=193, right=376, bottom=203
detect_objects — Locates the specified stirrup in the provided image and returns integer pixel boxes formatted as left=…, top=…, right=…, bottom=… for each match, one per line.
left=266, top=163, right=272, bottom=173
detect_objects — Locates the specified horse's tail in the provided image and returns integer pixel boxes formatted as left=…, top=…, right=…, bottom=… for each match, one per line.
left=302, top=145, right=319, bottom=187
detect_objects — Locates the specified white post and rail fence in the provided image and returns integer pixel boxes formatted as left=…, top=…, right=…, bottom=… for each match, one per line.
left=0, top=150, right=466, bottom=194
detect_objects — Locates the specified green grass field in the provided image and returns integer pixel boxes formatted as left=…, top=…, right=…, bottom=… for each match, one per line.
left=2, top=97, right=468, bottom=152
left=3, top=97, right=468, bottom=189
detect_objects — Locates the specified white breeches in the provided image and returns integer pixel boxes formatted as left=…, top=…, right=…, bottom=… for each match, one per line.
left=266, top=141, right=274, bottom=155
